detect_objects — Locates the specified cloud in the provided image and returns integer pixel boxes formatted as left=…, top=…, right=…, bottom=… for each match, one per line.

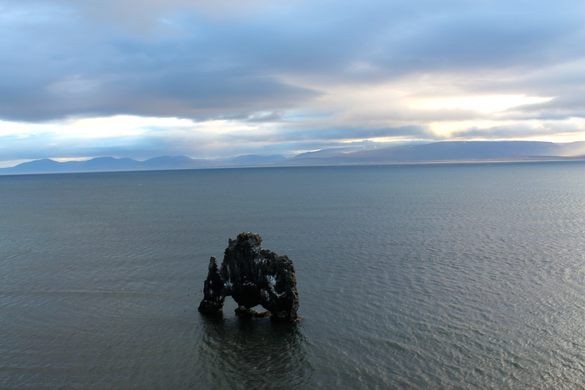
left=449, top=117, right=585, bottom=142
left=0, top=0, right=584, bottom=162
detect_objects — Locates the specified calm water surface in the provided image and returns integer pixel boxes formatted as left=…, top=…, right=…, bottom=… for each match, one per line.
left=1, top=163, right=585, bottom=388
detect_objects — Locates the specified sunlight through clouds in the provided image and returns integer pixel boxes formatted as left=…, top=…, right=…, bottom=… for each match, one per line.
left=0, top=0, right=584, bottom=164
left=409, top=95, right=554, bottom=114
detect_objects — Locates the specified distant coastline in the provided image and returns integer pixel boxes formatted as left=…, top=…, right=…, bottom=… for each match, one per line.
left=2, top=140, right=585, bottom=177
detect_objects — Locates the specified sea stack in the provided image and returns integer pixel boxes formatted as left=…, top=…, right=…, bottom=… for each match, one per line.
left=198, top=232, right=299, bottom=322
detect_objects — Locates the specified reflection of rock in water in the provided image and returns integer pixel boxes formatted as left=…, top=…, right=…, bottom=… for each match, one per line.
left=199, top=315, right=312, bottom=388
left=198, top=232, right=300, bottom=322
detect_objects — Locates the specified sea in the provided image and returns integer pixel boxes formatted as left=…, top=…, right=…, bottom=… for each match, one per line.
left=1, top=162, right=585, bottom=388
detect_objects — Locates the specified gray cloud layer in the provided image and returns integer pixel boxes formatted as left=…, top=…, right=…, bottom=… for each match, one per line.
left=0, top=0, right=584, bottom=161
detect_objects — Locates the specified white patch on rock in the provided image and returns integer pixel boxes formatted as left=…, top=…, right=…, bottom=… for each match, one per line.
left=266, top=275, right=285, bottom=298
left=266, top=275, right=277, bottom=286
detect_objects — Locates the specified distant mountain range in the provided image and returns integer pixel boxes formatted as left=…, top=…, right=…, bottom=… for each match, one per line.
left=2, top=141, right=585, bottom=175
left=1, top=154, right=287, bottom=175
left=290, top=140, right=585, bottom=165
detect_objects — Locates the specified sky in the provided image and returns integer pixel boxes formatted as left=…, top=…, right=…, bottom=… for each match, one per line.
left=0, top=0, right=584, bottom=166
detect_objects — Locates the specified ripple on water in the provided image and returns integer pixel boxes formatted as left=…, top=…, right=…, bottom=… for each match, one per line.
left=2, top=164, right=585, bottom=388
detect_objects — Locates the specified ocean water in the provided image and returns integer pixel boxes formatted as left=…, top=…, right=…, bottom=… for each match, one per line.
left=1, top=163, right=585, bottom=388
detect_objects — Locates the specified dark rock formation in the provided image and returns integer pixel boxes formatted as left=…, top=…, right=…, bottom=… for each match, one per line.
left=197, top=257, right=225, bottom=315
left=198, top=232, right=299, bottom=322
